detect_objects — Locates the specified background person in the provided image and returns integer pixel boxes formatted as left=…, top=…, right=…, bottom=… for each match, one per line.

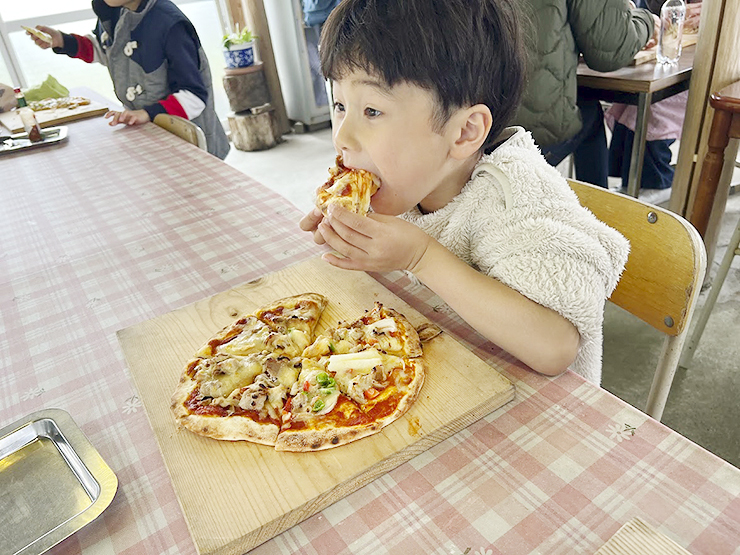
left=301, top=0, right=341, bottom=109
left=513, top=0, right=659, bottom=188
left=606, top=0, right=703, bottom=194
left=26, top=0, right=229, bottom=159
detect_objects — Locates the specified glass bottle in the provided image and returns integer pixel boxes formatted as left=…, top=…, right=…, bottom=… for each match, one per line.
left=14, top=88, right=43, bottom=142
left=657, top=0, right=686, bottom=65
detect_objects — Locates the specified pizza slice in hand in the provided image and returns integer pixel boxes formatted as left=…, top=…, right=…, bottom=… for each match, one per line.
left=315, top=155, right=380, bottom=216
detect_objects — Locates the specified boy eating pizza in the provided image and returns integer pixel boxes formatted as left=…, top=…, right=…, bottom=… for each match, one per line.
left=300, top=0, right=630, bottom=385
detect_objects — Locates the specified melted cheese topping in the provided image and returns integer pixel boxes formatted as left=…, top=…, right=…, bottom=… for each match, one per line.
left=196, top=355, right=264, bottom=398
left=289, top=362, right=340, bottom=419
left=327, top=349, right=404, bottom=405
left=216, top=317, right=272, bottom=356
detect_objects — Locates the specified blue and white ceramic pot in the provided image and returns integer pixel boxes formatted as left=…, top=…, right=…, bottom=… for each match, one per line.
left=223, top=42, right=255, bottom=68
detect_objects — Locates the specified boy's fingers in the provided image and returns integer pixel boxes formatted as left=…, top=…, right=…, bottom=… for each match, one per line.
left=326, top=206, right=377, bottom=244
left=326, top=204, right=369, bottom=232
left=319, top=219, right=369, bottom=261
left=299, top=208, right=323, bottom=232
left=312, top=229, right=326, bottom=245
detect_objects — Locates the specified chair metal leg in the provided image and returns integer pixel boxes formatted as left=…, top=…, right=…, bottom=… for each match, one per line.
left=679, top=217, right=740, bottom=369
left=646, top=334, right=687, bottom=421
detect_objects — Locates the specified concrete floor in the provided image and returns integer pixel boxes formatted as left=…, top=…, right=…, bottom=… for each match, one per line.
left=224, top=127, right=740, bottom=469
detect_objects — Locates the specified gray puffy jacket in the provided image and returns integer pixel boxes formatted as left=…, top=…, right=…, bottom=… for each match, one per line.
left=513, top=0, right=654, bottom=148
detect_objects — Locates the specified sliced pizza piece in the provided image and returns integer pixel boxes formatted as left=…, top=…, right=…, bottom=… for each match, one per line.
left=315, top=155, right=380, bottom=216
left=274, top=358, right=381, bottom=451
left=275, top=350, right=424, bottom=452
left=171, top=352, right=302, bottom=444
left=190, top=293, right=328, bottom=359
left=326, top=347, right=424, bottom=419
left=303, top=302, right=422, bottom=359
left=254, top=292, right=328, bottom=352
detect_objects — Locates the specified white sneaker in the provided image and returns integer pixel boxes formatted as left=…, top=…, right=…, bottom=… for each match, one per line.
left=638, top=188, right=672, bottom=205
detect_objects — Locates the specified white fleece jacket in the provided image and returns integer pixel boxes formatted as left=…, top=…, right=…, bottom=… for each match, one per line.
left=402, top=127, right=629, bottom=384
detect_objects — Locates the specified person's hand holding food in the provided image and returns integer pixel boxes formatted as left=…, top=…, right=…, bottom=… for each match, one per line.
left=24, top=25, right=63, bottom=50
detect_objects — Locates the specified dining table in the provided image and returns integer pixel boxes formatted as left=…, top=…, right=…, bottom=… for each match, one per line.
left=2, top=115, right=739, bottom=555
left=577, top=44, right=695, bottom=198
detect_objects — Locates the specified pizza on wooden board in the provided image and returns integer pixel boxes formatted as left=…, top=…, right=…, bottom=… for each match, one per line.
left=315, top=155, right=380, bottom=216
left=171, top=293, right=425, bottom=451
left=28, top=96, right=91, bottom=111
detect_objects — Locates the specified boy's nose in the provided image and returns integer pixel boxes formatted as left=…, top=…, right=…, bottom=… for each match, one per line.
left=333, top=117, right=359, bottom=154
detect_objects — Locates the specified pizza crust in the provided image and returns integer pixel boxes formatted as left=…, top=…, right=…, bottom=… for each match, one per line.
left=274, top=419, right=383, bottom=451
left=171, top=371, right=279, bottom=444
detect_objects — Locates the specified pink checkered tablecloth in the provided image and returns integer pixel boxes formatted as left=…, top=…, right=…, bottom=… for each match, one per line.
left=1, top=118, right=738, bottom=555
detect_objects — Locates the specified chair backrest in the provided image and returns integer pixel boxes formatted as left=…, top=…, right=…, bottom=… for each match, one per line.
left=567, top=179, right=706, bottom=420
left=153, top=114, right=207, bottom=151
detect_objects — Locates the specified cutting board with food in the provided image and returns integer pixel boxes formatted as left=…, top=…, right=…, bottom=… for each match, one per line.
left=0, top=96, right=108, bottom=133
left=118, top=256, right=515, bottom=555
left=631, top=31, right=698, bottom=65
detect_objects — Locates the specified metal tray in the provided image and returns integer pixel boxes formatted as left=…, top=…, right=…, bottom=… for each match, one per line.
left=0, top=408, right=118, bottom=555
left=0, top=126, right=68, bottom=155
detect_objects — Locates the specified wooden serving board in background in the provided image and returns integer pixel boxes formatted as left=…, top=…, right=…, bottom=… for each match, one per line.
left=0, top=99, right=108, bottom=133
left=631, top=32, right=698, bottom=65
left=118, top=257, right=515, bottom=555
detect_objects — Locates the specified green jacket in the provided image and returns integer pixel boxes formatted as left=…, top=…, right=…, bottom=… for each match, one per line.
left=513, top=0, right=654, bottom=148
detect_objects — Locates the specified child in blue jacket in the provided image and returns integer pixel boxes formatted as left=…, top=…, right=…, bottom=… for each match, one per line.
left=27, top=0, right=229, bottom=159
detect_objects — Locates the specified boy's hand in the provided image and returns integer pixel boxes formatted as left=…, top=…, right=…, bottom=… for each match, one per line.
left=26, top=25, right=63, bottom=49
left=316, top=205, right=431, bottom=274
left=299, top=207, right=327, bottom=245
left=105, top=109, right=151, bottom=126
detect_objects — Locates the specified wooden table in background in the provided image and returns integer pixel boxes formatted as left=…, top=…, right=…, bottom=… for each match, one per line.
left=2, top=116, right=739, bottom=554
left=689, top=78, right=740, bottom=237
left=578, top=45, right=695, bottom=197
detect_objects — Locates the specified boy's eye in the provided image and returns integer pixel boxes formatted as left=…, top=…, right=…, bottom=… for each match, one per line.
left=333, top=102, right=345, bottom=113
left=364, top=107, right=381, bottom=118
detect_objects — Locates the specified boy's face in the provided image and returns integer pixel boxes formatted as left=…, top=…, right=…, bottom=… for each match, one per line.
left=331, top=70, right=464, bottom=215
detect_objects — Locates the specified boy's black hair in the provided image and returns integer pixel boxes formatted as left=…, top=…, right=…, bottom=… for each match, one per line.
left=320, top=0, right=527, bottom=152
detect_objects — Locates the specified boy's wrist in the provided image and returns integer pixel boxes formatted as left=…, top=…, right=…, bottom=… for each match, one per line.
left=144, top=103, right=167, bottom=122
left=53, top=32, right=78, bottom=56
left=408, top=237, right=442, bottom=278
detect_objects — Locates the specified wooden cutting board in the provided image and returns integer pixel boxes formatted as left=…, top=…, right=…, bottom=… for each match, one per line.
left=596, top=517, right=692, bottom=554
left=118, top=257, right=515, bottom=555
left=0, top=99, right=108, bottom=133
left=631, top=32, right=698, bottom=65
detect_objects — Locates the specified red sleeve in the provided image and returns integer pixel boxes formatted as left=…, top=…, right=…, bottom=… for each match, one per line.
left=73, top=34, right=96, bottom=63
left=159, top=94, right=189, bottom=119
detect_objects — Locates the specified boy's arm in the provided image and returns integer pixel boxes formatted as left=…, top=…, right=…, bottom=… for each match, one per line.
left=314, top=206, right=580, bottom=376
left=142, top=22, right=208, bottom=123
left=410, top=240, right=580, bottom=376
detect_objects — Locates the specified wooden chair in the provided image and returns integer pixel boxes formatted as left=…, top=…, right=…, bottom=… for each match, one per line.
left=568, top=179, right=706, bottom=421
left=153, top=114, right=207, bottom=151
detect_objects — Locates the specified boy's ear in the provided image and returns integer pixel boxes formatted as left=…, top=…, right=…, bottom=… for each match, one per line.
left=449, top=104, right=492, bottom=159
